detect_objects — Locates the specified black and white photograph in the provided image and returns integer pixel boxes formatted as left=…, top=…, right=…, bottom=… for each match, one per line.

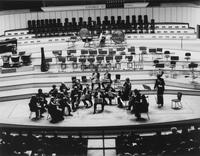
left=0, top=0, right=200, bottom=155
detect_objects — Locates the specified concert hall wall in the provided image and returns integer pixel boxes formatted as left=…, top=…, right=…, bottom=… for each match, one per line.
left=0, top=6, right=199, bottom=35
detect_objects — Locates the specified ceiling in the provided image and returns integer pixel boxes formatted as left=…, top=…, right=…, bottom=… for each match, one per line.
left=0, top=0, right=199, bottom=11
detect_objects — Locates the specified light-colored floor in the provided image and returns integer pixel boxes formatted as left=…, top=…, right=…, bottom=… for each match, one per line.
left=0, top=94, right=199, bottom=128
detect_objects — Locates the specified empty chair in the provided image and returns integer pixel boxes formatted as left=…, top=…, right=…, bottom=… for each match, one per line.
left=79, top=57, right=87, bottom=71
left=21, top=54, right=31, bottom=66
left=105, top=55, right=113, bottom=69
left=126, top=55, right=133, bottom=69
left=185, top=52, right=191, bottom=61
left=115, top=55, right=122, bottom=69
left=69, top=56, right=78, bottom=69
left=87, top=56, right=95, bottom=70
left=171, top=92, right=183, bottom=109
left=11, top=55, right=20, bottom=67
left=164, top=51, right=170, bottom=61
left=1, top=55, right=11, bottom=68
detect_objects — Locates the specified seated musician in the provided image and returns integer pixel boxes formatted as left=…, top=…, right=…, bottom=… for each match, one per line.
left=59, top=82, right=70, bottom=93
left=93, top=89, right=106, bottom=114
left=70, top=85, right=80, bottom=111
left=36, top=89, right=48, bottom=115
left=104, top=84, right=116, bottom=105
left=131, top=90, right=149, bottom=120
left=91, top=68, right=101, bottom=90
left=102, top=70, right=112, bottom=89
left=29, top=96, right=41, bottom=119
left=47, top=97, right=64, bottom=123
left=81, top=84, right=93, bottom=108
left=58, top=93, right=73, bottom=116
left=49, top=85, right=59, bottom=98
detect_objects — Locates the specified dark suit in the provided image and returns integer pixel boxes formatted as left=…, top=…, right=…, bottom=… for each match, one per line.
left=154, top=77, right=165, bottom=106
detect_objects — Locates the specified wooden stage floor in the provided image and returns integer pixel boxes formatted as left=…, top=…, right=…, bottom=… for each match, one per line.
left=0, top=94, right=199, bottom=128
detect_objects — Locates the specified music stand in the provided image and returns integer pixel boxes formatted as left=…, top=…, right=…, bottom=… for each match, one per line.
left=142, top=84, right=151, bottom=91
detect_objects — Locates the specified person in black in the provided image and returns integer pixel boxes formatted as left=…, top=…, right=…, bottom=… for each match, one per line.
left=36, top=89, right=48, bottom=115
left=122, top=78, right=132, bottom=105
left=58, top=93, right=73, bottom=116
left=49, top=85, right=58, bottom=98
left=29, top=96, right=41, bottom=119
left=59, top=82, right=70, bottom=93
left=104, top=83, right=116, bottom=105
left=102, top=70, right=112, bottom=89
left=47, top=97, right=64, bottom=123
left=132, top=89, right=142, bottom=119
left=70, top=86, right=80, bottom=111
left=154, top=73, right=165, bottom=108
left=93, top=89, right=105, bottom=114
left=91, top=68, right=100, bottom=90
left=82, top=84, right=93, bottom=108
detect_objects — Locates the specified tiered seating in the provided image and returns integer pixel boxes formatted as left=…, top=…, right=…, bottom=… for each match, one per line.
left=27, top=15, right=155, bottom=37
left=116, top=126, right=200, bottom=156
left=0, top=131, right=88, bottom=156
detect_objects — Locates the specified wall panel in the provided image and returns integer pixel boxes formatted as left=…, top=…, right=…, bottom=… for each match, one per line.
left=165, top=7, right=171, bottom=22
left=0, top=6, right=199, bottom=36
left=153, top=7, right=160, bottom=22
left=146, top=8, right=153, bottom=20
left=171, top=7, right=177, bottom=22
left=159, top=7, right=165, bottom=22
left=117, top=8, right=124, bottom=19
left=19, top=14, right=26, bottom=28
left=111, top=8, right=118, bottom=19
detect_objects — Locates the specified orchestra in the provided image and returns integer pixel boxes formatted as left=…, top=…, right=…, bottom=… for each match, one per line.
left=29, top=70, right=151, bottom=122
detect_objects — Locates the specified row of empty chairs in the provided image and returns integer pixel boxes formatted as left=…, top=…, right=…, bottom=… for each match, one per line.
left=27, top=15, right=155, bottom=37
left=1, top=52, right=31, bottom=68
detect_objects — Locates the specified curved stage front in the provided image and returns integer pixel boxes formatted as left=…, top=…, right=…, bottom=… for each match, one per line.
left=0, top=71, right=200, bottom=133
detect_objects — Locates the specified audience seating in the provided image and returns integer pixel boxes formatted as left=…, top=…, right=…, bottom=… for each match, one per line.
left=116, top=126, right=200, bottom=156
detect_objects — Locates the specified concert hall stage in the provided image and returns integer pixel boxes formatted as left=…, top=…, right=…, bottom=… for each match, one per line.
left=0, top=91, right=200, bottom=130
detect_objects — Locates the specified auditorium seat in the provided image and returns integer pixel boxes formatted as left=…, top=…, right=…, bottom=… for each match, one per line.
left=105, top=55, right=113, bottom=70
left=21, top=54, right=31, bottom=66
left=87, top=56, right=95, bottom=70
left=69, top=56, right=78, bottom=69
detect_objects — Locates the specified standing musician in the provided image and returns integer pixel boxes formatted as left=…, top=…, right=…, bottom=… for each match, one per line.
left=70, top=85, right=80, bottom=111
left=91, top=68, right=101, bottom=90
left=102, top=70, right=112, bottom=89
left=154, top=71, right=165, bottom=108
left=122, top=78, right=132, bottom=105
left=104, top=84, right=116, bottom=105
left=81, top=84, right=93, bottom=108
left=29, top=96, right=41, bottom=119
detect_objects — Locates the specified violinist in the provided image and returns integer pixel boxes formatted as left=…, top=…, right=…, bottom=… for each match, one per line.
left=104, top=84, right=116, bottom=105
left=91, top=68, right=100, bottom=90
left=82, top=84, right=93, bottom=108
left=36, top=89, right=48, bottom=115
left=102, top=70, right=112, bottom=89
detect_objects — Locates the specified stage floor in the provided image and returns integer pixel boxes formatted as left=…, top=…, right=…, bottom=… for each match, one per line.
left=0, top=94, right=199, bottom=128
